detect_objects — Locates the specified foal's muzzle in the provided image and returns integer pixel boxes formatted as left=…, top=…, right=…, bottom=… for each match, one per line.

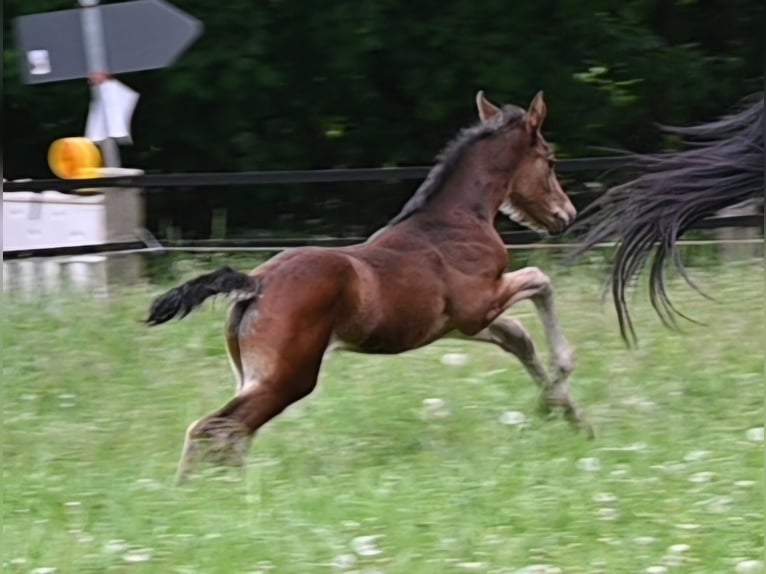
left=550, top=205, right=577, bottom=234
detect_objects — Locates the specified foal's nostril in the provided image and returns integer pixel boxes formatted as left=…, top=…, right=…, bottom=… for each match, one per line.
left=554, top=211, right=569, bottom=231
left=548, top=213, right=568, bottom=235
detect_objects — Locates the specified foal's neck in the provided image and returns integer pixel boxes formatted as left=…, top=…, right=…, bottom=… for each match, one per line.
left=430, top=137, right=517, bottom=224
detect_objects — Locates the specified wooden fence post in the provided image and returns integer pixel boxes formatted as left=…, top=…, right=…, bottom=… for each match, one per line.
left=715, top=200, right=764, bottom=262
left=101, top=169, right=146, bottom=286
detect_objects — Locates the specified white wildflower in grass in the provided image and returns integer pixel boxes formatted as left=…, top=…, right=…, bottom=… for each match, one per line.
left=599, top=442, right=647, bottom=452
left=745, top=427, right=764, bottom=442
left=683, top=450, right=711, bottom=462
left=633, top=536, right=656, bottom=546
left=63, top=501, right=81, bottom=513
left=661, top=544, right=691, bottom=567
left=675, top=523, right=701, bottom=531
left=514, top=565, right=561, bottom=574
left=735, top=480, right=757, bottom=488
left=482, top=533, right=503, bottom=546
left=122, top=549, right=153, bottom=563
left=456, top=562, right=486, bottom=571
left=441, top=352, right=469, bottom=367
left=58, top=393, right=77, bottom=408
left=593, top=492, right=617, bottom=504
left=653, top=461, right=686, bottom=474
left=77, top=533, right=94, bottom=544
left=707, top=496, right=733, bottom=514
left=9, top=558, right=27, bottom=565
left=620, top=396, right=656, bottom=410
left=728, top=516, right=747, bottom=527
left=663, top=554, right=684, bottom=567
left=736, top=559, right=764, bottom=574
left=134, top=478, right=161, bottom=491
left=645, top=567, right=668, bottom=574
left=596, top=507, right=619, bottom=521
left=499, top=410, right=526, bottom=426
left=31, top=568, right=57, bottom=574
left=688, top=471, right=715, bottom=483
left=597, top=537, right=621, bottom=546
left=576, top=457, right=601, bottom=472
left=422, top=398, right=449, bottom=419
left=351, top=535, right=382, bottom=557
left=104, top=540, right=130, bottom=554
left=439, top=537, right=458, bottom=549
left=332, top=554, right=357, bottom=570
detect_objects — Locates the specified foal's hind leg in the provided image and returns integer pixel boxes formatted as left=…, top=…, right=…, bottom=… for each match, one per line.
left=176, top=374, right=319, bottom=484
left=225, top=300, right=250, bottom=391
left=176, top=311, right=331, bottom=484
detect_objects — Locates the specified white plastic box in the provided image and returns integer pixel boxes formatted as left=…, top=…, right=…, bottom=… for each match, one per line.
left=3, top=190, right=108, bottom=251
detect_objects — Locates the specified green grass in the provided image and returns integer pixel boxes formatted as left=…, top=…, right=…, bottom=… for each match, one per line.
left=3, top=258, right=763, bottom=573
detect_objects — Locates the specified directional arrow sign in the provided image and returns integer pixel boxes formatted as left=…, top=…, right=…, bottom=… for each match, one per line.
left=14, top=0, right=203, bottom=85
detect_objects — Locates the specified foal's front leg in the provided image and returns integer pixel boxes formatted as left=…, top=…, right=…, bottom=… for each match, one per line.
left=491, top=267, right=593, bottom=437
left=470, top=316, right=550, bottom=390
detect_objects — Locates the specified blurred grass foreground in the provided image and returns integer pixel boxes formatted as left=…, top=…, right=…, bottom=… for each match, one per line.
left=2, top=255, right=763, bottom=573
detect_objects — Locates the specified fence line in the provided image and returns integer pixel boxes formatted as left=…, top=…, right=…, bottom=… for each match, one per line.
left=4, top=154, right=761, bottom=262
left=2, top=155, right=634, bottom=193
left=3, top=215, right=764, bottom=259
left=4, top=237, right=762, bottom=261
left=4, top=236, right=760, bottom=299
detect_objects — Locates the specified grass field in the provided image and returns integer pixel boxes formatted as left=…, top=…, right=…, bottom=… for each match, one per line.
left=3, top=255, right=763, bottom=574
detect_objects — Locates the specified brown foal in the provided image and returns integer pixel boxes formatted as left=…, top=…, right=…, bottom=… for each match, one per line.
left=145, top=91, right=592, bottom=483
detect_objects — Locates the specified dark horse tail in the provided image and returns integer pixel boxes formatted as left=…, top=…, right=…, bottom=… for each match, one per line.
left=565, top=93, right=764, bottom=346
left=145, top=266, right=261, bottom=326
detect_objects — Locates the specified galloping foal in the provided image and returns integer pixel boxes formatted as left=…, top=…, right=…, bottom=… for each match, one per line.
left=146, top=91, right=592, bottom=483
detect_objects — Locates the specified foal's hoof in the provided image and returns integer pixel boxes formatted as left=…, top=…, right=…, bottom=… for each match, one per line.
left=537, top=395, right=596, bottom=440
left=577, top=418, right=597, bottom=440
left=562, top=406, right=596, bottom=440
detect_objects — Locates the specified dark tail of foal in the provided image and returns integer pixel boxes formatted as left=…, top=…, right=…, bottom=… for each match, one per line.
left=145, top=266, right=261, bottom=326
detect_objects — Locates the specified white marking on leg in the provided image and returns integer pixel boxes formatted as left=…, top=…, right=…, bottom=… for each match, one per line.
left=529, top=276, right=574, bottom=381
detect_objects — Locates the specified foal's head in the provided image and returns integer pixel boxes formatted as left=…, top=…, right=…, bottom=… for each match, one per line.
left=477, top=91, right=576, bottom=235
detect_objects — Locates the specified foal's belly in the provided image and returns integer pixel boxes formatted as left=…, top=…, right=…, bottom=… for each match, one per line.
left=332, top=244, right=459, bottom=354
left=333, top=279, right=454, bottom=354
left=331, top=315, right=453, bottom=355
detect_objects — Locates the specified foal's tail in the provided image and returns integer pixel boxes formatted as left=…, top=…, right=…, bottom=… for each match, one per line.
left=145, top=266, right=261, bottom=326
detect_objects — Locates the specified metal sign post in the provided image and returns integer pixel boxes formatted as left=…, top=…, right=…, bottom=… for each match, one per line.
left=79, top=0, right=121, bottom=167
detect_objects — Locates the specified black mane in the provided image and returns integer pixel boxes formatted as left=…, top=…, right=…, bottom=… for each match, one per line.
left=566, top=93, right=764, bottom=346
left=389, top=105, right=525, bottom=225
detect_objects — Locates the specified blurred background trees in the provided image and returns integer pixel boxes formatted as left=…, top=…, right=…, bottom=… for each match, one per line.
left=3, top=0, right=763, bottom=238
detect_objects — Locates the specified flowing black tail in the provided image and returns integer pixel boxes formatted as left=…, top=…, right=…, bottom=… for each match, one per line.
left=565, top=93, right=764, bottom=346
left=145, top=266, right=261, bottom=326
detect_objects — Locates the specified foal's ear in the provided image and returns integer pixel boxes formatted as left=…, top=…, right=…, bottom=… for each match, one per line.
left=525, top=90, right=547, bottom=133
left=476, top=90, right=502, bottom=124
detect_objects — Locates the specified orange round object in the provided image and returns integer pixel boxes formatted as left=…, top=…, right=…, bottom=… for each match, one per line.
left=48, top=138, right=102, bottom=179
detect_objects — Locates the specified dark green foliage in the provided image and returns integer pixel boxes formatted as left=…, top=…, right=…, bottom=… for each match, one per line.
left=3, top=0, right=763, bottom=237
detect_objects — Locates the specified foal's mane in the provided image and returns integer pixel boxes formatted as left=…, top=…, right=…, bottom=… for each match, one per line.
left=389, top=105, right=525, bottom=225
